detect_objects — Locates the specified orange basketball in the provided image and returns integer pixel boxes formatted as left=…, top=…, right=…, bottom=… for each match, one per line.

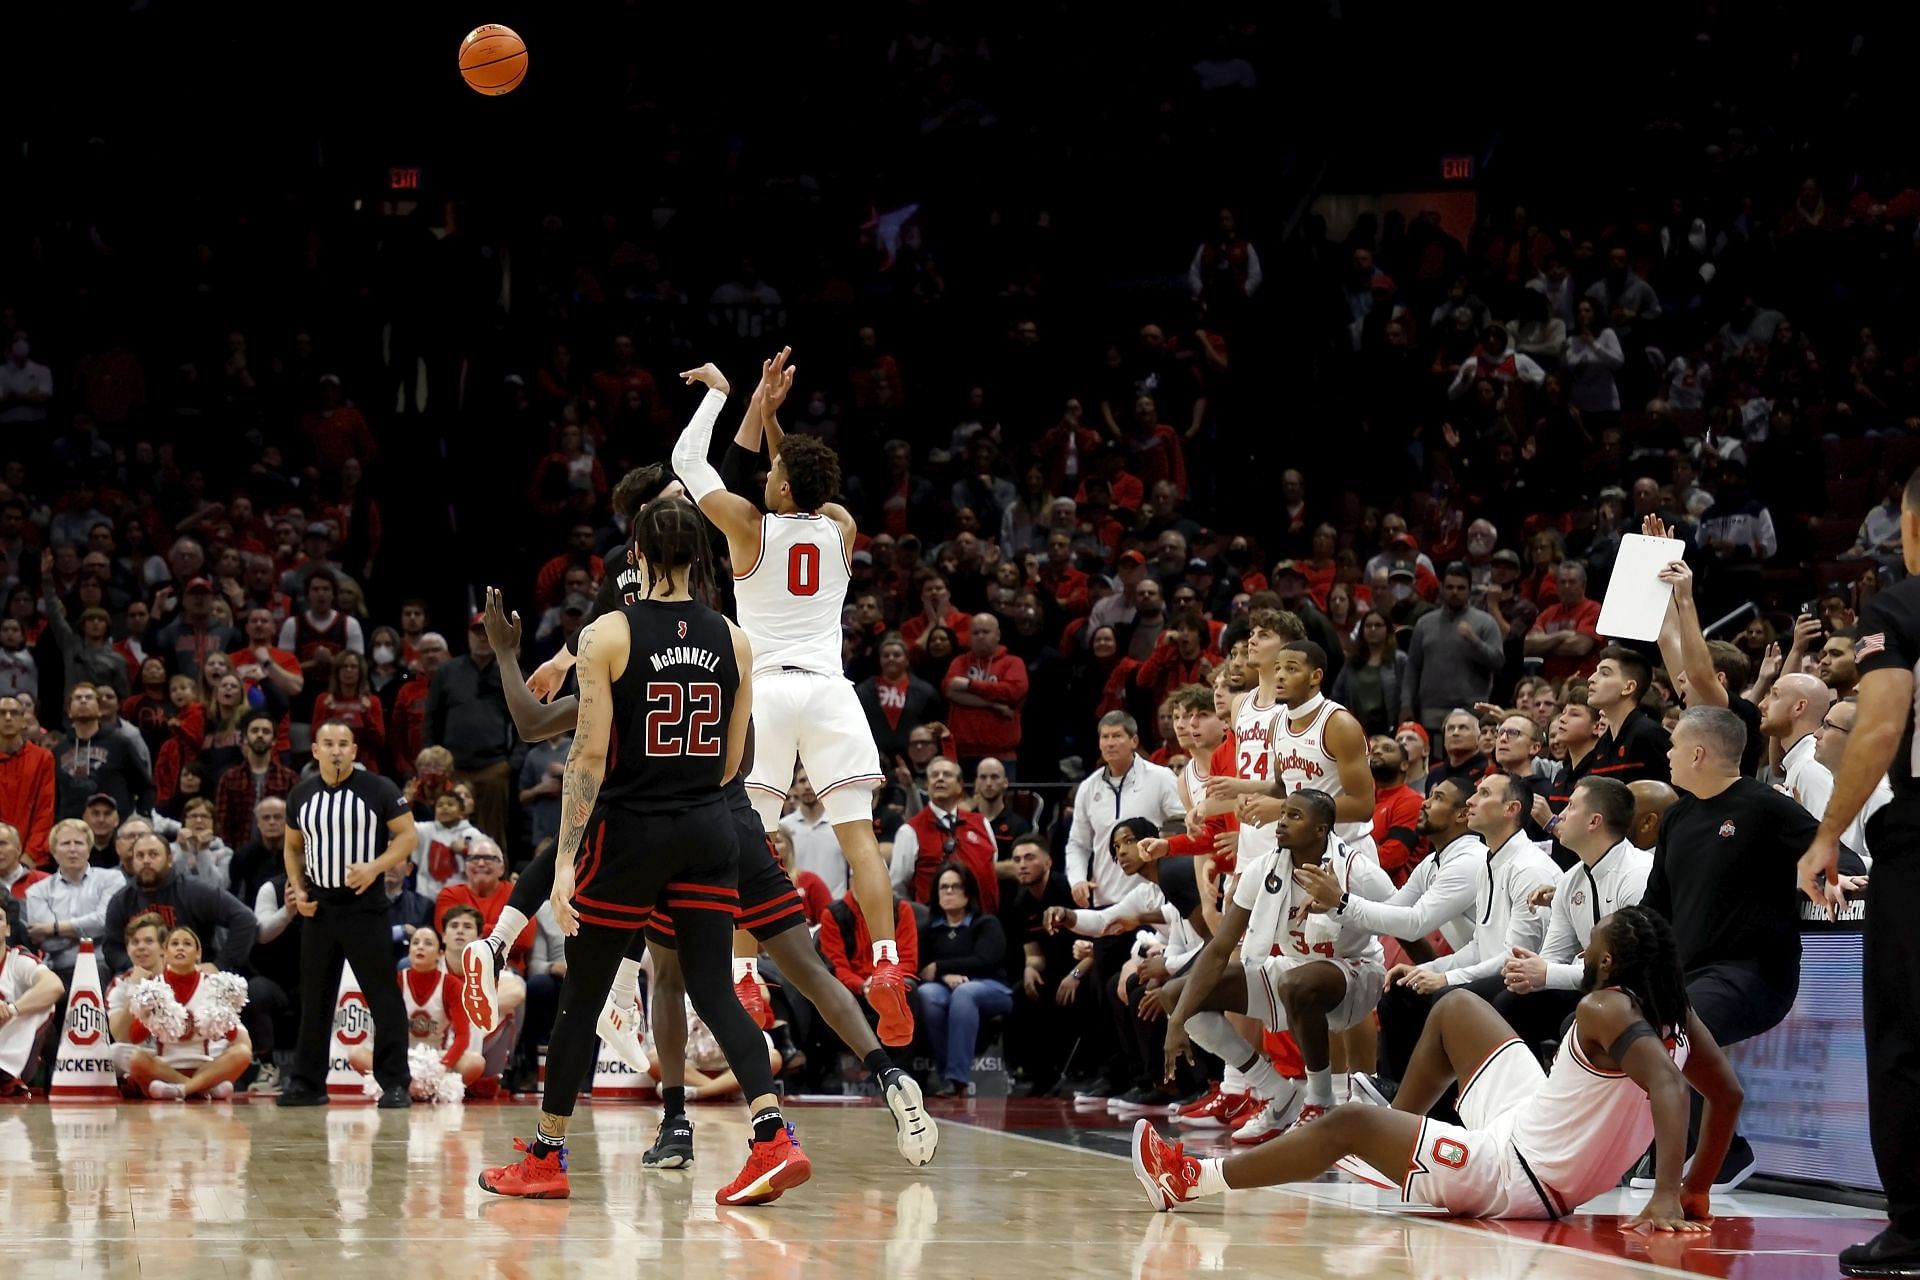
left=459, top=24, right=527, bottom=95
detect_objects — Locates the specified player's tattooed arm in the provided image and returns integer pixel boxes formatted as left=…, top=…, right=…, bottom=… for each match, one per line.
left=556, top=624, right=611, bottom=870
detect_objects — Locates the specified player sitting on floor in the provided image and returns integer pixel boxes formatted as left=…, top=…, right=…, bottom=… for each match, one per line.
left=1132, top=904, right=1744, bottom=1232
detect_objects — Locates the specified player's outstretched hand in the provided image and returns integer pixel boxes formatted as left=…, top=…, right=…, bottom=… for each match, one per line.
left=680, top=363, right=730, bottom=395
left=1622, top=1190, right=1712, bottom=1234
left=483, top=586, right=522, bottom=657
left=760, top=346, right=797, bottom=411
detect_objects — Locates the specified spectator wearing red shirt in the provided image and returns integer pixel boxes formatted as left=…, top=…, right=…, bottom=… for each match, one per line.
left=942, top=614, right=1029, bottom=774
left=890, top=758, right=1001, bottom=913
left=1130, top=610, right=1217, bottom=715
left=1036, top=401, right=1103, bottom=495
left=533, top=526, right=606, bottom=609
left=390, top=633, right=448, bottom=778
left=1038, top=529, right=1090, bottom=617
left=817, top=890, right=919, bottom=1001
left=588, top=334, right=670, bottom=434
left=313, top=652, right=387, bottom=773
left=1119, top=393, right=1189, bottom=493
left=0, top=695, right=56, bottom=862
left=768, top=828, right=832, bottom=926
left=899, top=575, right=972, bottom=652
left=434, top=841, right=533, bottom=971
left=1366, top=734, right=1426, bottom=885
left=1525, top=561, right=1603, bottom=684
left=227, top=606, right=305, bottom=707
left=1077, top=449, right=1145, bottom=514
left=300, top=375, right=378, bottom=472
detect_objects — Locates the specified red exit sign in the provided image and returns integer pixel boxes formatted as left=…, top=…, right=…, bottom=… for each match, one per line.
left=390, top=166, right=423, bottom=191
left=1441, top=155, right=1474, bottom=181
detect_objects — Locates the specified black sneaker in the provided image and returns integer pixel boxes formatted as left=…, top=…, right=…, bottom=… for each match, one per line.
left=1841, top=1228, right=1920, bottom=1277
left=1707, top=1141, right=1757, bottom=1192
left=277, top=1084, right=329, bottom=1108
left=377, top=1084, right=412, bottom=1109
left=643, top=1114, right=695, bottom=1168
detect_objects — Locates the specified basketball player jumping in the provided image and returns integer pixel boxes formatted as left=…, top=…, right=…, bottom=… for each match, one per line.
left=670, top=353, right=913, bottom=1046
left=1133, top=904, right=1745, bottom=1232
left=480, top=498, right=808, bottom=1204
left=478, top=584, right=937, bottom=1170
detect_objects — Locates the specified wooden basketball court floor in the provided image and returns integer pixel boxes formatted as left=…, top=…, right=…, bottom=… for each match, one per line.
left=0, top=1096, right=1883, bottom=1279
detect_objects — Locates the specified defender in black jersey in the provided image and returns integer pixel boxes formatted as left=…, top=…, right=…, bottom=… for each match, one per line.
left=481, top=496, right=810, bottom=1205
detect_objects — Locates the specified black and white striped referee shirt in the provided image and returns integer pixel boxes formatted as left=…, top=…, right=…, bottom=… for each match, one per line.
left=286, top=769, right=410, bottom=889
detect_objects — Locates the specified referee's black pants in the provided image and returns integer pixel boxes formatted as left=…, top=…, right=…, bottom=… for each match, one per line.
left=290, top=886, right=411, bottom=1093
left=1866, top=807, right=1920, bottom=1236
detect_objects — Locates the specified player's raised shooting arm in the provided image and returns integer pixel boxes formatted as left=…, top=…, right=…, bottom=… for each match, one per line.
left=724, top=622, right=754, bottom=789
left=672, top=364, right=762, bottom=550
left=557, top=617, right=619, bottom=874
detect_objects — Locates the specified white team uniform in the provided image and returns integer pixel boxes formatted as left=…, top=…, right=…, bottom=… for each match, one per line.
left=401, top=970, right=458, bottom=1053
left=1402, top=1017, right=1691, bottom=1218
left=137, top=972, right=239, bottom=1071
left=0, top=948, right=56, bottom=1078
left=1271, top=697, right=1378, bottom=858
left=733, top=512, right=883, bottom=824
left=1230, top=834, right=1392, bottom=1034
left=1233, top=691, right=1284, bottom=869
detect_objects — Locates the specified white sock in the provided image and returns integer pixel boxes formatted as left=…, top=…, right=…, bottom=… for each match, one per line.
left=148, top=1080, right=186, bottom=1101
left=1241, top=1055, right=1284, bottom=1101
left=872, top=939, right=898, bottom=965
left=611, top=957, right=641, bottom=1010
left=1331, top=1071, right=1351, bottom=1103
left=732, top=955, right=758, bottom=982
left=487, top=906, right=529, bottom=953
left=1222, top=1064, right=1251, bottom=1095
left=1196, top=1158, right=1230, bottom=1197
left=1305, top=1067, right=1334, bottom=1107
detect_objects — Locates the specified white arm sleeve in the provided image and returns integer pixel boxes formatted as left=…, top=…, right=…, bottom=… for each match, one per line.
left=669, top=388, right=731, bottom=502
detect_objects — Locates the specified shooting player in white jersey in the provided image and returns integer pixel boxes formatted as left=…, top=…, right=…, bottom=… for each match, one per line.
left=670, top=353, right=912, bottom=1046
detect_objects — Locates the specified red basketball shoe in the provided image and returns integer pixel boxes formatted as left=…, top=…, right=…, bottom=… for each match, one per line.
left=1132, top=1120, right=1201, bottom=1212
left=478, top=1139, right=570, bottom=1199
left=736, top=971, right=774, bottom=1030
left=867, top=959, right=914, bottom=1047
left=716, top=1122, right=813, bottom=1206
left=1176, top=1084, right=1259, bottom=1129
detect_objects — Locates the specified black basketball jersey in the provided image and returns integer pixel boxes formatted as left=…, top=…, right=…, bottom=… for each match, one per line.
left=601, top=598, right=741, bottom=815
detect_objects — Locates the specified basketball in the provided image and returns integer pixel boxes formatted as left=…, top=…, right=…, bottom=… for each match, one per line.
left=459, top=24, right=527, bottom=95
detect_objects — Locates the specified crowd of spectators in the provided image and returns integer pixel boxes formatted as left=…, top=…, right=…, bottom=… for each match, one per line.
left=0, top=8, right=1905, bottom=1138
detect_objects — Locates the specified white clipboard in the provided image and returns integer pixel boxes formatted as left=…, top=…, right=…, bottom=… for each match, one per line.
left=1596, top=534, right=1685, bottom=641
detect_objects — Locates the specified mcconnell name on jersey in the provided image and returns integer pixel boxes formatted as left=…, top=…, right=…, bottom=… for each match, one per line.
left=649, top=645, right=723, bottom=673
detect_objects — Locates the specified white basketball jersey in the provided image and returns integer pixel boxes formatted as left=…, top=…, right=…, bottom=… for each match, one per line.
left=402, top=970, right=451, bottom=1048
left=1230, top=835, right=1386, bottom=968
left=1513, top=1018, right=1690, bottom=1206
left=733, top=512, right=851, bottom=677
left=1272, top=698, right=1372, bottom=847
left=1233, top=691, right=1284, bottom=865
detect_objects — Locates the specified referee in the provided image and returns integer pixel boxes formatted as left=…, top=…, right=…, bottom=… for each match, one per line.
left=278, top=719, right=418, bottom=1109
left=1800, top=468, right=1920, bottom=1277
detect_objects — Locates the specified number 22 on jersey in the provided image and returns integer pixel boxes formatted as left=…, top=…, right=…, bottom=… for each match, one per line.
left=645, top=682, right=723, bottom=756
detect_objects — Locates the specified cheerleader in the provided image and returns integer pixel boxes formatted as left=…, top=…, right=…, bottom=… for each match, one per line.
left=347, top=926, right=483, bottom=1100
left=119, top=926, right=253, bottom=1100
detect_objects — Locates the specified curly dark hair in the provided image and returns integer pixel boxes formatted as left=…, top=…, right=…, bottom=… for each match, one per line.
left=1598, top=904, right=1691, bottom=1037
left=777, top=434, right=842, bottom=511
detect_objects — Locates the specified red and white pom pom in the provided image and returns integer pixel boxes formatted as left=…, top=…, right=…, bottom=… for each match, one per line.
left=129, top=978, right=188, bottom=1042
left=362, top=1043, right=466, bottom=1105
left=195, top=972, right=250, bottom=1041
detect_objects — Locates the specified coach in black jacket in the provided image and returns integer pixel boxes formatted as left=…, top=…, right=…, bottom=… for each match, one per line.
left=102, top=833, right=258, bottom=974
